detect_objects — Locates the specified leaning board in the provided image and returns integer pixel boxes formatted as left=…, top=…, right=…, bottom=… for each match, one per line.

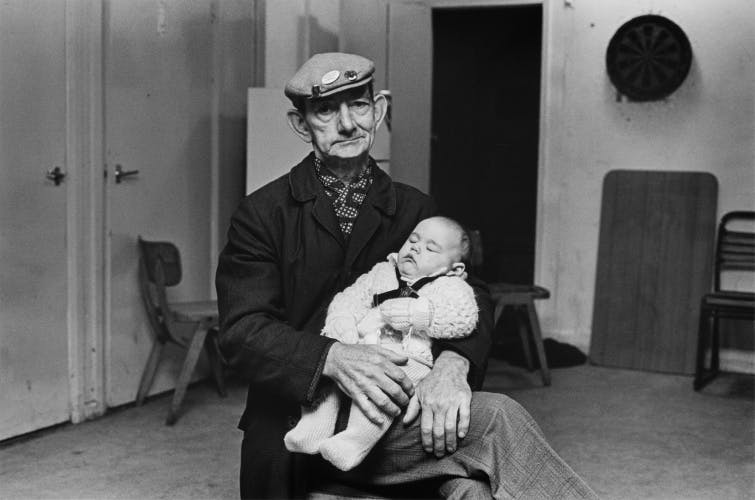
left=590, top=170, right=718, bottom=374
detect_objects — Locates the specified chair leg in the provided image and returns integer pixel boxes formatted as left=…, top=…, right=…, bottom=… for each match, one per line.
left=516, top=307, right=535, bottom=370
left=694, top=306, right=717, bottom=391
left=136, top=340, right=164, bottom=406
left=493, top=299, right=505, bottom=327
left=525, top=300, right=551, bottom=386
left=166, top=324, right=210, bottom=426
left=205, top=331, right=227, bottom=398
left=711, top=314, right=721, bottom=373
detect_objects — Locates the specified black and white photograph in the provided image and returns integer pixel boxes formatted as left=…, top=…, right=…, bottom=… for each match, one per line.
left=1, top=1, right=753, bottom=499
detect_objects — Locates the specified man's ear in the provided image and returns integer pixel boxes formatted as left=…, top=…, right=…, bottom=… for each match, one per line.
left=286, top=109, right=312, bottom=143
left=446, top=262, right=466, bottom=277
left=372, top=93, right=388, bottom=131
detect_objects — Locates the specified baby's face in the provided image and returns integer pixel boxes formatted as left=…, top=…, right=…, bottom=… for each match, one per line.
left=397, top=218, right=462, bottom=279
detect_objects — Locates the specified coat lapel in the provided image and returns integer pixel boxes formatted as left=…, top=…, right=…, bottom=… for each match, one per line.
left=312, top=195, right=345, bottom=249
left=289, top=154, right=344, bottom=249
left=345, top=203, right=380, bottom=267
left=345, top=163, right=396, bottom=267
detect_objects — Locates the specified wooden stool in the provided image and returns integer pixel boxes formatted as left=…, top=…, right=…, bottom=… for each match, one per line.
left=490, top=283, right=551, bottom=386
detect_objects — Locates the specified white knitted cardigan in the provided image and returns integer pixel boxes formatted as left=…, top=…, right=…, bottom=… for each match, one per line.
left=322, top=256, right=479, bottom=366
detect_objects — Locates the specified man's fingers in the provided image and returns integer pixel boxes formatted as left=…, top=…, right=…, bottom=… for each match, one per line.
left=338, top=377, right=387, bottom=425
left=364, top=384, right=401, bottom=417
left=433, top=410, right=447, bottom=457
left=444, top=406, right=459, bottom=453
left=382, top=362, right=414, bottom=399
left=370, top=359, right=411, bottom=409
left=457, top=398, right=471, bottom=439
left=378, top=378, right=410, bottom=409
left=402, top=394, right=420, bottom=425
left=420, top=404, right=434, bottom=453
left=380, top=348, right=409, bottom=366
left=352, top=391, right=387, bottom=426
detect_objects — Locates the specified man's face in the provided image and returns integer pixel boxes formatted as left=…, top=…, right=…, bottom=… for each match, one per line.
left=300, top=86, right=382, bottom=162
left=397, top=218, right=463, bottom=279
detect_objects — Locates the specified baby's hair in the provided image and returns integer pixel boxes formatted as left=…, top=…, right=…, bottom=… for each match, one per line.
left=430, top=216, right=471, bottom=264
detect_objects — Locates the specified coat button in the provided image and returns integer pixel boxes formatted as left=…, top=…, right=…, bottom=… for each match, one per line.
left=286, top=415, right=299, bottom=429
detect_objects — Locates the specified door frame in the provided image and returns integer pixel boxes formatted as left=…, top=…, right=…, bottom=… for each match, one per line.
left=395, top=0, right=549, bottom=287
left=65, top=0, right=106, bottom=423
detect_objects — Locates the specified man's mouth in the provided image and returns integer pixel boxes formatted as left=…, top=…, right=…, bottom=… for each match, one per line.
left=334, top=136, right=364, bottom=145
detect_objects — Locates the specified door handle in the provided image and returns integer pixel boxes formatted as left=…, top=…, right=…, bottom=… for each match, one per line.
left=45, top=166, right=66, bottom=186
left=114, top=164, right=139, bottom=184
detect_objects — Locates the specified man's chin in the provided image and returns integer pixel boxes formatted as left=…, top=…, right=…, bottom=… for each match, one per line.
left=322, top=150, right=369, bottom=168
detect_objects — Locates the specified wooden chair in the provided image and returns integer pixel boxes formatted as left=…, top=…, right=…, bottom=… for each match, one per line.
left=468, top=230, right=551, bottom=386
left=694, top=211, right=755, bottom=391
left=136, top=237, right=226, bottom=425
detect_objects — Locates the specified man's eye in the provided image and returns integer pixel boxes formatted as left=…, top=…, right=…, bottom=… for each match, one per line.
left=427, top=246, right=439, bottom=253
left=409, top=235, right=419, bottom=243
left=350, top=101, right=370, bottom=113
left=314, top=104, right=336, bottom=116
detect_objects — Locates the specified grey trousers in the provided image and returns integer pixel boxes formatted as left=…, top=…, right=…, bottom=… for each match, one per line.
left=317, top=392, right=598, bottom=500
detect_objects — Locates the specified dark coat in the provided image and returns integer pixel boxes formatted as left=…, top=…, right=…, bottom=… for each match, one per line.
left=216, top=153, right=493, bottom=498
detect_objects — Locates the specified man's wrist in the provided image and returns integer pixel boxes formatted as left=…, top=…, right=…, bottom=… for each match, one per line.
left=434, top=350, right=470, bottom=375
left=307, top=337, right=338, bottom=404
left=321, top=340, right=342, bottom=379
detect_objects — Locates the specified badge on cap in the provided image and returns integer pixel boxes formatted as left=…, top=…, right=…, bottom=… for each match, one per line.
left=321, top=70, right=340, bottom=85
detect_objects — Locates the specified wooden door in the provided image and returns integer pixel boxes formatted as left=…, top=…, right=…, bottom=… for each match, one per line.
left=0, top=1, right=70, bottom=439
left=104, top=0, right=214, bottom=407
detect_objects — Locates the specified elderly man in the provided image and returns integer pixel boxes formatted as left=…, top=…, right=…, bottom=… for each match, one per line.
left=216, top=52, right=596, bottom=499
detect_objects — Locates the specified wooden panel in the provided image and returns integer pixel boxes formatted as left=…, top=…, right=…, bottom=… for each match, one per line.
left=387, top=1, right=432, bottom=193
left=340, top=0, right=388, bottom=91
left=590, top=170, right=718, bottom=374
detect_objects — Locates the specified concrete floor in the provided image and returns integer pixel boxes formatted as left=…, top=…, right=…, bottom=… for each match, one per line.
left=1, top=358, right=753, bottom=500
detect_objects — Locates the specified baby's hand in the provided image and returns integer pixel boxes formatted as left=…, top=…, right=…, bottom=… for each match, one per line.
left=327, top=316, right=359, bottom=344
left=379, top=297, right=432, bottom=330
left=356, top=308, right=384, bottom=344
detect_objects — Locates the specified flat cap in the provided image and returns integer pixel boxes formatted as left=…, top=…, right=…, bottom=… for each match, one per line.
left=284, top=52, right=374, bottom=102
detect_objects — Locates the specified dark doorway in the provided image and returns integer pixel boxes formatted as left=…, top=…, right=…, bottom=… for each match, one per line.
left=430, top=6, right=542, bottom=285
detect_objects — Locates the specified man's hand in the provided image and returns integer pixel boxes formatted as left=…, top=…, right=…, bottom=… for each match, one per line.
left=402, top=350, right=471, bottom=457
left=323, top=343, right=415, bottom=425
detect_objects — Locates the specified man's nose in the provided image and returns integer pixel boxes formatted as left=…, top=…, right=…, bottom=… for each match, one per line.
left=336, top=103, right=356, bottom=133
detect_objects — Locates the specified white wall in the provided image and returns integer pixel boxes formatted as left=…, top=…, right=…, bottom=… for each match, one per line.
left=538, top=0, right=755, bottom=357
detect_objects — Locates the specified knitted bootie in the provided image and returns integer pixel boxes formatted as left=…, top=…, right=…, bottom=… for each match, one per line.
left=283, top=390, right=339, bottom=454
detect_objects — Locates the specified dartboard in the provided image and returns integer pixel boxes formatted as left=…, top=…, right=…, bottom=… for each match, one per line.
left=606, top=15, right=692, bottom=101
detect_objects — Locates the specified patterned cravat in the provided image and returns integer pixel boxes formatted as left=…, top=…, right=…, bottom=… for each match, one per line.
left=314, top=157, right=374, bottom=236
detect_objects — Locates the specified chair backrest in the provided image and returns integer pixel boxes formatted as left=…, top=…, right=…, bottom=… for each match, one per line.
left=714, top=211, right=755, bottom=292
left=139, top=238, right=182, bottom=286
left=137, top=237, right=183, bottom=343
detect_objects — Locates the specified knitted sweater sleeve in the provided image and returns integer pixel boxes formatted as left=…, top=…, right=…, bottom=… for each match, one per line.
left=322, top=262, right=386, bottom=339
left=420, top=277, right=479, bottom=340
